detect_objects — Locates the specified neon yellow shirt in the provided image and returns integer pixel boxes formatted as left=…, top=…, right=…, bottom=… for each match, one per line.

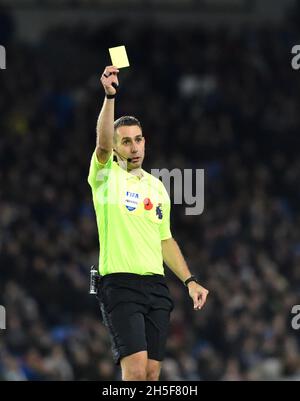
left=88, top=151, right=172, bottom=276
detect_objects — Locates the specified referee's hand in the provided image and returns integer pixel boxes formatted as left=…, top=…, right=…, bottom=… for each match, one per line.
left=101, top=65, right=119, bottom=95
left=187, top=282, right=209, bottom=310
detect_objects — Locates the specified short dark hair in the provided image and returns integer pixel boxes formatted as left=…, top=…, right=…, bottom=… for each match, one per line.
left=114, top=115, right=142, bottom=131
left=113, top=116, right=142, bottom=145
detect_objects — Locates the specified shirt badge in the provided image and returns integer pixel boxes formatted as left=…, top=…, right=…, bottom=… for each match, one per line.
left=143, top=198, right=153, bottom=210
left=124, top=191, right=139, bottom=211
left=156, top=203, right=163, bottom=219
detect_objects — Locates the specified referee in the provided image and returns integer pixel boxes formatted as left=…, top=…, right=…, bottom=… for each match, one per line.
left=88, top=65, right=209, bottom=381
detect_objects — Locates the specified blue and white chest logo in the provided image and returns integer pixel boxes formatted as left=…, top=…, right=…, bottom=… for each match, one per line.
left=124, top=191, right=139, bottom=211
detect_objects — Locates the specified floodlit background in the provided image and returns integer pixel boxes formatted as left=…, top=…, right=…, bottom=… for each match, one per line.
left=1, top=0, right=300, bottom=381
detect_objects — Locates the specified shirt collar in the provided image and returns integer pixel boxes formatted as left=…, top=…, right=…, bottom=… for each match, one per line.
left=126, top=168, right=147, bottom=181
left=114, top=159, right=148, bottom=181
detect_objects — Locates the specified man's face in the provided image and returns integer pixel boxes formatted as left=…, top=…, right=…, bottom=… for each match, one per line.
left=115, top=125, right=145, bottom=170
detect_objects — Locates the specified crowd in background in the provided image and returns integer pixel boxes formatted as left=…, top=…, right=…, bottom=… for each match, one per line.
left=1, top=3, right=300, bottom=380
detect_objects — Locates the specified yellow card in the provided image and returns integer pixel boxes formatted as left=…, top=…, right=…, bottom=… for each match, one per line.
left=109, top=45, right=130, bottom=68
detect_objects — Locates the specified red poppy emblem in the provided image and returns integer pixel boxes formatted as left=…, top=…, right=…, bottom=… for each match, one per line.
left=143, top=198, right=153, bottom=210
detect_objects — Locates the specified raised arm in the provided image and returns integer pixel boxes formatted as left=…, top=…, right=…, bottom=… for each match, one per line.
left=96, top=65, right=119, bottom=164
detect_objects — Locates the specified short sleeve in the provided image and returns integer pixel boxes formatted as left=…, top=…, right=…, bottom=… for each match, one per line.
left=87, top=150, right=113, bottom=189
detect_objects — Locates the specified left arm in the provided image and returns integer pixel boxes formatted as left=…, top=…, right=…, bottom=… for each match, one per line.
left=161, top=237, right=209, bottom=310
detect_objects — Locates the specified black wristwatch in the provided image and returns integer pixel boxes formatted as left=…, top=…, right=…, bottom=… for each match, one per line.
left=184, top=275, right=200, bottom=287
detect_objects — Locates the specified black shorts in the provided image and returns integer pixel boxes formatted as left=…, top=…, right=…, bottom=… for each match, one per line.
left=97, top=273, right=174, bottom=365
